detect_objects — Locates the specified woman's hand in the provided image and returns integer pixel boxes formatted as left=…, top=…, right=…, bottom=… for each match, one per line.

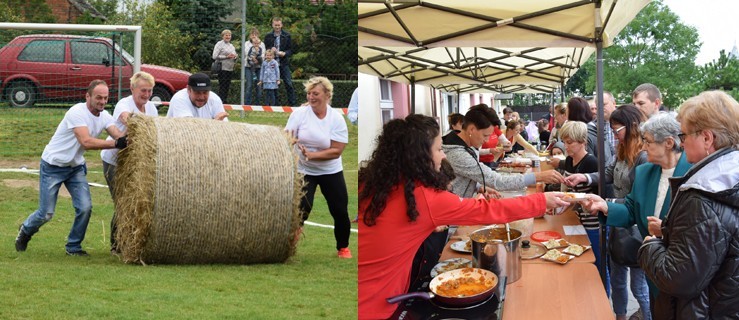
left=434, top=225, right=449, bottom=233
left=564, top=173, right=587, bottom=187
left=581, top=194, right=607, bottom=215
left=478, top=186, right=502, bottom=200
left=543, top=192, right=570, bottom=210
left=298, top=144, right=311, bottom=160
left=647, top=216, right=663, bottom=237
left=534, top=170, right=564, bottom=184
left=286, top=130, right=299, bottom=146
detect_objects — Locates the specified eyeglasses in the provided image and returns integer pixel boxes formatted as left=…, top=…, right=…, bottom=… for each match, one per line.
left=641, top=136, right=658, bottom=146
left=612, top=126, right=625, bottom=134
left=677, top=130, right=701, bottom=143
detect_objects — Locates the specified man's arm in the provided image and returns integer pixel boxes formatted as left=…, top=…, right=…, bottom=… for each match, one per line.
left=73, top=126, right=116, bottom=150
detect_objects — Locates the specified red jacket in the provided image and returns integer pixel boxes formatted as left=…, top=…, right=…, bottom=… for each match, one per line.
left=358, top=184, right=546, bottom=319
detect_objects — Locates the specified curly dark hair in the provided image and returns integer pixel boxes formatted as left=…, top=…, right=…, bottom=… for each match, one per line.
left=359, top=114, right=450, bottom=226
left=567, top=97, right=593, bottom=123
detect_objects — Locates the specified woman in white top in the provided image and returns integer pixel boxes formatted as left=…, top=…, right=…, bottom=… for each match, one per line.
left=101, top=71, right=159, bottom=252
left=285, top=77, right=351, bottom=259
left=243, top=27, right=265, bottom=105
left=212, top=29, right=238, bottom=102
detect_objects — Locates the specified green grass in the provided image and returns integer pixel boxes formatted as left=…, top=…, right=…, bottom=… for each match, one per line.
left=0, top=109, right=358, bottom=319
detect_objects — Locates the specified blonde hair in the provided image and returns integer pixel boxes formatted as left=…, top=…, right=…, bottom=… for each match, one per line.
left=303, top=76, right=334, bottom=100
left=676, top=90, right=739, bottom=150
left=558, top=121, right=587, bottom=143
left=130, top=71, right=155, bottom=89
left=554, top=102, right=567, bottom=116
left=221, top=29, right=232, bottom=37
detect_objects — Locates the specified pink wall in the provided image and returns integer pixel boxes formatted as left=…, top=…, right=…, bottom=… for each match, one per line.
left=392, top=82, right=410, bottom=119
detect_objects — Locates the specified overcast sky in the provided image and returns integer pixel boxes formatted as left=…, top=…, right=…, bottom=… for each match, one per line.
left=664, top=0, right=739, bottom=65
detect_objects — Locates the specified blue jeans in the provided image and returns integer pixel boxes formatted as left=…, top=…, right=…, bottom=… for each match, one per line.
left=278, top=63, right=296, bottom=106
left=244, top=67, right=262, bottom=105
left=21, top=160, right=92, bottom=252
left=264, top=89, right=277, bottom=106
left=586, top=227, right=611, bottom=296
left=611, top=260, right=651, bottom=318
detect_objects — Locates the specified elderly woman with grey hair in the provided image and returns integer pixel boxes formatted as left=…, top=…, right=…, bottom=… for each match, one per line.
left=582, top=112, right=692, bottom=306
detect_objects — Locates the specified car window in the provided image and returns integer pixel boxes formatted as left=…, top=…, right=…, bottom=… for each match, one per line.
left=71, top=41, right=113, bottom=65
left=18, top=40, right=65, bottom=63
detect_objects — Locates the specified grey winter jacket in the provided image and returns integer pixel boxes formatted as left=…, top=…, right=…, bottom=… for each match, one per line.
left=638, top=147, right=739, bottom=319
left=442, top=132, right=535, bottom=198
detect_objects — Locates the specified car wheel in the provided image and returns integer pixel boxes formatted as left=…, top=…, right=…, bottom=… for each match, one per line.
left=8, top=81, right=36, bottom=108
left=151, top=85, right=172, bottom=103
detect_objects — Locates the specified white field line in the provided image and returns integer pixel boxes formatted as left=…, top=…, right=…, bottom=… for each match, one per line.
left=305, top=220, right=358, bottom=233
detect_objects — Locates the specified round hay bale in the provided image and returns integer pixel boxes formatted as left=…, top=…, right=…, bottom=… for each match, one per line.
left=114, top=116, right=302, bottom=264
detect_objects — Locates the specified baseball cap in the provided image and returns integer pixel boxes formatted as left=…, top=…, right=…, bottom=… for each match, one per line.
left=188, top=73, right=211, bottom=91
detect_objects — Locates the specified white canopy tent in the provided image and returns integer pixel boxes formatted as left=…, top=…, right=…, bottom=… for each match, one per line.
left=359, top=0, right=651, bottom=285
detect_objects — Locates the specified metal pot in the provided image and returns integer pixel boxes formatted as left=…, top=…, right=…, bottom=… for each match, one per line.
left=386, top=268, right=498, bottom=307
left=470, top=226, right=523, bottom=284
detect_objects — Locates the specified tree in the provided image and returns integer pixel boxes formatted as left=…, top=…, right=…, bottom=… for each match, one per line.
left=571, top=0, right=701, bottom=108
left=158, top=0, right=235, bottom=70
left=4, top=0, right=56, bottom=23
left=107, top=0, right=195, bottom=71
left=699, top=49, right=739, bottom=100
left=86, top=0, right=119, bottom=20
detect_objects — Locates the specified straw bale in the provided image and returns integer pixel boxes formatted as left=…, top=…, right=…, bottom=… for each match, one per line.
left=114, top=116, right=302, bottom=264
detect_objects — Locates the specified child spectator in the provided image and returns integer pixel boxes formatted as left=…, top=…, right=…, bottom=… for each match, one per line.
left=259, top=49, right=280, bottom=106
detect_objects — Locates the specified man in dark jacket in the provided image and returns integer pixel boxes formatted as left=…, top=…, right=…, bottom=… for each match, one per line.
left=638, top=146, right=739, bottom=319
left=263, top=17, right=296, bottom=106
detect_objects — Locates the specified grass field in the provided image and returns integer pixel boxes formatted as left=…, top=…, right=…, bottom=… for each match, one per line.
left=0, top=108, right=358, bottom=319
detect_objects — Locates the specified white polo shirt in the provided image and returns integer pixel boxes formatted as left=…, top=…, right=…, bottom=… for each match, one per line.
left=101, top=95, right=159, bottom=165
left=166, top=88, right=228, bottom=121
left=42, top=103, right=115, bottom=167
left=285, top=105, right=348, bottom=175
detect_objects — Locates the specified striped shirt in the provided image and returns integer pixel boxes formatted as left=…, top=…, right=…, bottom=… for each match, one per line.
left=562, top=154, right=599, bottom=230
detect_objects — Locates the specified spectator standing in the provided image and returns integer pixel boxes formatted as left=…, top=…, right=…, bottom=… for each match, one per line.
left=631, top=83, right=663, bottom=118
left=259, top=49, right=281, bottom=106
left=212, top=29, right=238, bottom=102
left=167, top=73, right=229, bottom=121
left=639, top=91, right=739, bottom=319
left=100, top=72, right=159, bottom=253
left=347, top=88, right=358, bottom=125
left=15, top=80, right=127, bottom=256
left=264, top=17, right=296, bottom=106
left=244, top=28, right=265, bottom=105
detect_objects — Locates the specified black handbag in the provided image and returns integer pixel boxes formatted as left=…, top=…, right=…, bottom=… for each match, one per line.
left=210, top=60, right=222, bottom=73
left=609, top=225, right=643, bottom=268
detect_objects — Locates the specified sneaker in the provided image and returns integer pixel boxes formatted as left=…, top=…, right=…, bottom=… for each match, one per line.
left=65, top=250, right=89, bottom=257
left=15, top=225, right=32, bottom=252
left=337, top=247, right=352, bottom=259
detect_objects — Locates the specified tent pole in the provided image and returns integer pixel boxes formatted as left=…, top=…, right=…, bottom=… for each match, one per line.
left=596, top=33, right=608, bottom=295
left=410, top=76, right=416, bottom=114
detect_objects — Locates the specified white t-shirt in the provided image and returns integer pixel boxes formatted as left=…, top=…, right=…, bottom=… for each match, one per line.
left=654, top=167, right=676, bottom=217
left=166, top=88, right=228, bottom=121
left=285, top=105, right=348, bottom=175
left=42, top=103, right=115, bottom=167
left=100, top=95, right=159, bottom=165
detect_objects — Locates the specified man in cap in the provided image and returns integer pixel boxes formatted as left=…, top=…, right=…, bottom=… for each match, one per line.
left=167, top=73, right=229, bottom=121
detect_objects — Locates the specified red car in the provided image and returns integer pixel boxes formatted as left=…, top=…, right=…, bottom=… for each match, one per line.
left=0, top=34, right=190, bottom=107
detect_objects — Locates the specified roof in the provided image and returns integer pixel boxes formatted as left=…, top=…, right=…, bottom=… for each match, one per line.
left=69, top=0, right=107, bottom=20
left=358, top=0, right=650, bottom=93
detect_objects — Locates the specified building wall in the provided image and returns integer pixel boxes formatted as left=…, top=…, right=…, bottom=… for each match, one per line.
left=47, top=0, right=80, bottom=23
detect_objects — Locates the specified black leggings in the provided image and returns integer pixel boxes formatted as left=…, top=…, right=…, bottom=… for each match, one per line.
left=300, top=171, right=350, bottom=250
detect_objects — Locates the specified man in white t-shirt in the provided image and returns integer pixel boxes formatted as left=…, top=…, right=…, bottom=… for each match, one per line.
left=15, top=80, right=127, bottom=256
left=166, top=73, right=229, bottom=121
left=101, top=72, right=159, bottom=253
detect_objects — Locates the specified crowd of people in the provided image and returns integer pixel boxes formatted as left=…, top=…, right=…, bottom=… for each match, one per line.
left=358, top=82, right=739, bottom=319
left=15, top=70, right=352, bottom=260
left=212, top=17, right=297, bottom=106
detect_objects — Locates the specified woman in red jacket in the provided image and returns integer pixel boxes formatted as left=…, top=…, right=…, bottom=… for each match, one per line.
left=358, top=114, right=569, bottom=320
